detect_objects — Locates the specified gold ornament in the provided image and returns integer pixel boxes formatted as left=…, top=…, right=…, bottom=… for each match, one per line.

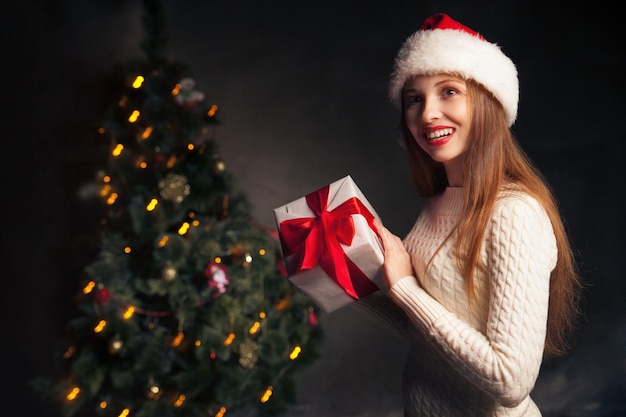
left=238, top=339, right=258, bottom=369
left=213, top=157, right=226, bottom=174
left=146, top=382, right=162, bottom=400
left=162, top=263, right=177, bottom=282
left=159, top=172, right=190, bottom=204
left=108, top=336, right=123, bottom=354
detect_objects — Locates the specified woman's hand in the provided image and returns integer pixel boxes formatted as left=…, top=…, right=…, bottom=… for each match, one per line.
left=373, top=218, right=414, bottom=288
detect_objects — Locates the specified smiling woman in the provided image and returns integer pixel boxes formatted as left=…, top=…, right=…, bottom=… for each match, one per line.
left=353, top=13, right=583, bottom=417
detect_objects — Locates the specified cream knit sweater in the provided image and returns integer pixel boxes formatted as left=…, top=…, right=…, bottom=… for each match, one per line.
left=354, top=187, right=557, bottom=416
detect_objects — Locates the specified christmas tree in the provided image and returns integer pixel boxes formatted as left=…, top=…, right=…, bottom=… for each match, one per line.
left=32, top=1, right=322, bottom=416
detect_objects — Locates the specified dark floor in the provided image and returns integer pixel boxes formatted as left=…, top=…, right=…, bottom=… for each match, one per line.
left=5, top=1, right=625, bottom=416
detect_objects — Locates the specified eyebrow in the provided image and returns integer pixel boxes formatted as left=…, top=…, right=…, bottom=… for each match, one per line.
left=435, top=77, right=465, bottom=86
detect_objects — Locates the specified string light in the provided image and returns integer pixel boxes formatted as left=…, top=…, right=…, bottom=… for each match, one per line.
left=99, top=400, right=108, bottom=409
left=177, top=222, right=190, bottom=235
left=66, top=386, right=80, bottom=401
left=260, top=386, right=273, bottom=403
left=172, top=331, right=184, bottom=347
left=118, top=408, right=130, bottom=417
left=100, top=184, right=111, bottom=197
left=146, top=198, right=158, bottom=211
left=63, top=345, right=75, bottom=359
left=249, top=321, right=261, bottom=335
left=94, top=320, right=106, bottom=333
left=223, top=333, right=235, bottom=346
left=124, top=247, right=132, bottom=254
left=106, top=192, right=118, bottom=205
left=289, top=345, right=302, bottom=360
left=158, top=235, right=169, bottom=247
left=215, top=406, right=227, bottom=417
left=173, top=394, right=185, bottom=407
left=258, top=248, right=266, bottom=256
left=123, top=306, right=135, bottom=320
left=207, top=104, right=218, bottom=117
left=141, top=126, right=153, bottom=139
left=83, top=281, right=96, bottom=294
left=112, top=144, right=124, bottom=157
left=128, top=110, right=140, bottom=123
left=132, top=75, right=144, bottom=89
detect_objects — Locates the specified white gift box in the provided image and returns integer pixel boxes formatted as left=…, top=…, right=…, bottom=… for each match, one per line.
left=273, top=175, right=384, bottom=313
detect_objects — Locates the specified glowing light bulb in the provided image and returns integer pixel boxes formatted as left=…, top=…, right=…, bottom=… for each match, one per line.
left=224, top=333, right=235, bottom=346
left=94, top=320, right=106, bottom=333
left=128, top=110, right=140, bottom=123
left=158, top=235, right=169, bottom=247
left=141, top=126, right=153, bottom=139
left=106, top=192, right=118, bottom=205
left=132, top=75, right=144, bottom=88
left=146, top=198, right=158, bottom=211
left=172, top=332, right=184, bottom=347
left=83, top=281, right=96, bottom=294
left=177, top=222, right=190, bottom=235
left=249, top=321, right=261, bottom=335
left=289, top=345, right=302, bottom=360
left=174, top=394, right=185, bottom=407
left=112, top=144, right=124, bottom=157
left=123, top=306, right=135, bottom=319
left=66, top=386, right=80, bottom=401
left=260, top=386, right=273, bottom=403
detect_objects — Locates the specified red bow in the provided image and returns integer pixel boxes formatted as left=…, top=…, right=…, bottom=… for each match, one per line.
left=279, top=185, right=380, bottom=299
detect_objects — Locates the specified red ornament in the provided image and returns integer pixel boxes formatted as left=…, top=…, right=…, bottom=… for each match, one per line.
left=307, top=308, right=318, bottom=328
left=205, top=261, right=230, bottom=294
left=94, top=287, right=112, bottom=305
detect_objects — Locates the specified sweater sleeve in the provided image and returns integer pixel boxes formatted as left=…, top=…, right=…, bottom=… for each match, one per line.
left=389, top=195, right=557, bottom=407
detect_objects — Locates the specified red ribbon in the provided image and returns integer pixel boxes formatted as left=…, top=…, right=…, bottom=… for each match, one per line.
left=278, top=184, right=380, bottom=300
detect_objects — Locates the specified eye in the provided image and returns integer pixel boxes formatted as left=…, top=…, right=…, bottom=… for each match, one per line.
left=404, top=94, right=423, bottom=107
left=442, top=87, right=458, bottom=97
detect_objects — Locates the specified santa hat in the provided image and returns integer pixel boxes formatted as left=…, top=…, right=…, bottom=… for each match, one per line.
left=389, top=13, right=519, bottom=126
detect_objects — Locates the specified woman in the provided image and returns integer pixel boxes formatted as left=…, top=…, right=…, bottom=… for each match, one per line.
left=354, top=13, right=582, bottom=416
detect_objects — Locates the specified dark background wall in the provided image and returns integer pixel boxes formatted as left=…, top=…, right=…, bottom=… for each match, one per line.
left=4, top=1, right=625, bottom=416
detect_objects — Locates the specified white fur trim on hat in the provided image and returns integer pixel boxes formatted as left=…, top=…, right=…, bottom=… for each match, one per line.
left=389, top=15, right=519, bottom=126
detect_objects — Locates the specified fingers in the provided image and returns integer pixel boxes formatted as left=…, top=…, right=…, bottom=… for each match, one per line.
left=374, top=218, right=401, bottom=250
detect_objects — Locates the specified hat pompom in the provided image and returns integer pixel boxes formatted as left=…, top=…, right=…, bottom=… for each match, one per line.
left=389, top=13, right=519, bottom=126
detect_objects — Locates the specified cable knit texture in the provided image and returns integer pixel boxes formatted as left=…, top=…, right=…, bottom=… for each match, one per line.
left=353, top=187, right=557, bottom=416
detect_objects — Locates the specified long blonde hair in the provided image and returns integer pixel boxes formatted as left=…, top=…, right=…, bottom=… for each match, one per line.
left=401, top=78, right=582, bottom=358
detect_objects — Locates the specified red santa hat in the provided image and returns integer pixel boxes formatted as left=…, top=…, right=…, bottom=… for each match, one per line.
left=389, top=13, right=519, bottom=126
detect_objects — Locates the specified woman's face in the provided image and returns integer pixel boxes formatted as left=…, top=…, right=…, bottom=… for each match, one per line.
left=403, top=73, right=470, bottom=186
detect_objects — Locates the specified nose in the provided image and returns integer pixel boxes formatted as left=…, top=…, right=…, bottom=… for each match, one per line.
left=421, top=97, right=441, bottom=123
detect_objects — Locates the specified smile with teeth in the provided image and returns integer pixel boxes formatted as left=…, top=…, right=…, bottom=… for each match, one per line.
left=425, top=128, right=454, bottom=142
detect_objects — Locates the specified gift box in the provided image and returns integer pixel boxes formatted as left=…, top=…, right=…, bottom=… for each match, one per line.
left=273, top=175, right=385, bottom=313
